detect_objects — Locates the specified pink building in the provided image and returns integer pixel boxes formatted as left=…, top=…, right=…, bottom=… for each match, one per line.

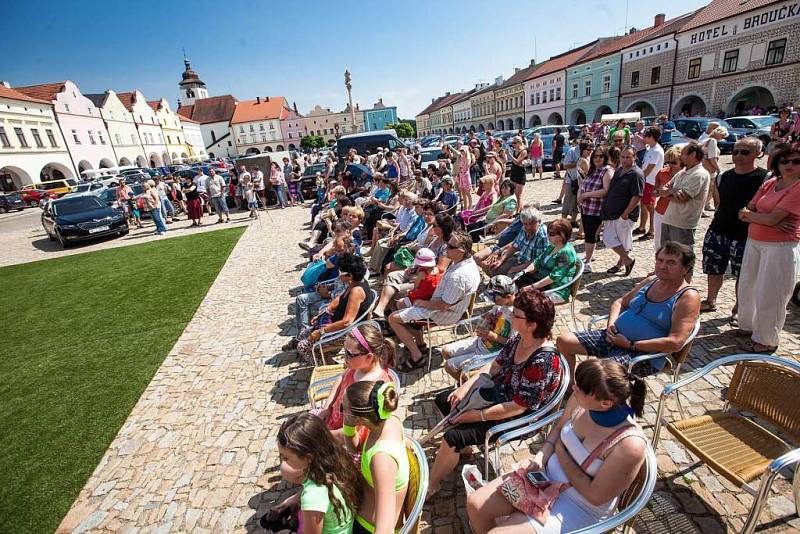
left=280, top=103, right=305, bottom=151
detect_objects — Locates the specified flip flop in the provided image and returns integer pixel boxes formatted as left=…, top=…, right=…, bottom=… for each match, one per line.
left=398, top=354, right=427, bottom=372
left=742, top=340, right=778, bottom=354
left=699, top=300, right=717, bottom=313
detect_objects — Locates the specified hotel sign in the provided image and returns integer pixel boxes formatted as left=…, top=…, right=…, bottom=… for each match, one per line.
left=679, top=1, right=799, bottom=48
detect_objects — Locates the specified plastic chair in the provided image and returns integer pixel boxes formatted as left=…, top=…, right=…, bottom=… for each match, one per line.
left=310, top=289, right=378, bottom=367
left=540, top=258, right=584, bottom=331
left=398, top=435, right=429, bottom=534
left=653, top=354, right=800, bottom=534
left=493, top=409, right=658, bottom=534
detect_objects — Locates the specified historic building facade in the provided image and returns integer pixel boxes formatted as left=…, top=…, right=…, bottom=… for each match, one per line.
left=469, top=81, right=499, bottom=132
left=429, top=92, right=463, bottom=135
left=363, top=99, right=397, bottom=132
left=672, top=0, right=800, bottom=117
left=15, top=80, right=117, bottom=174
left=495, top=64, right=536, bottom=131
left=149, top=98, right=186, bottom=163
left=232, top=96, right=288, bottom=154
left=452, top=88, right=478, bottom=134
left=177, top=95, right=239, bottom=159
left=0, top=83, right=75, bottom=190
left=117, top=90, right=168, bottom=168
left=179, top=115, right=205, bottom=161
left=279, top=105, right=305, bottom=150
left=85, top=90, right=147, bottom=168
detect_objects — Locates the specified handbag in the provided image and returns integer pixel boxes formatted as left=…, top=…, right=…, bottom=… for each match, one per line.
left=393, top=247, right=415, bottom=269
left=498, top=421, right=640, bottom=525
left=300, top=259, right=327, bottom=288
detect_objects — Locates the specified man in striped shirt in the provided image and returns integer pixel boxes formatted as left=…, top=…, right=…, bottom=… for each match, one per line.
left=389, top=231, right=482, bottom=371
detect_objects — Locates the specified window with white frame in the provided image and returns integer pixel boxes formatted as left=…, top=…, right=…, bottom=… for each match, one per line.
left=584, top=78, right=591, bottom=97
left=0, top=126, right=11, bottom=147
left=31, top=128, right=43, bottom=147
left=46, top=129, right=57, bottom=147
left=71, top=129, right=80, bottom=144
left=572, top=82, right=578, bottom=99
left=602, top=73, right=611, bottom=92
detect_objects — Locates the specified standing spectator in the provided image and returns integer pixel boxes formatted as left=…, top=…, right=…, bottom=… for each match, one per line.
left=238, top=165, right=251, bottom=210
left=116, top=180, right=135, bottom=227
left=608, top=118, right=631, bottom=146
left=635, top=126, right=665, bottom=240
left=659, top=143, right=711, bottom=280
left=701, top=137, right=767, bottom=316
left=252, top=166, right=266, bottom=209
left=700, top=126, right=727, bottom=212
left=601, top=147, right=643, bottom=276
left=529, top=133, right=544, bottom=180
left=492, top=138, right=509, bottom=181
left=578, top=147, right=613, bottom=271
left=652, top=147, right=684, bottom=249
left=508, top=136, right=528, bottom=213
left=455, top=146, right=474, bottom=211
left=183, top=176, right=204, bottom=225
left=207, top=168, right=230, bottom=223
left=270, top=161, right=289, bottom=208
left=193, top=168, right=209, bottom=214
left=657, top=114, right=676, bottom=148
left=561, top=141, right=589, bottom=226
left=769, top=108, right=795, bottom=153
left=630, top=120, right=647, bottom=165
left=697, top=121, right=719, bottom=144
left=483, top=151, right=504, bottom=193
left=155, top=176, right=176, bottom=223
left=284, top=157, right=299, bottom=206
left=397, top=146, right=412, bottom=183
left=142, top=180, right=167, bottom=235
left=736, top=146, right=800, bottom=353
left=552, top=128, right=566, bottom=179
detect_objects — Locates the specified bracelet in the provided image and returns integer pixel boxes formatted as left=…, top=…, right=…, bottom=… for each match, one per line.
left=480, top=409, right=486, bottom=422
left=342, top=425, right=356, bottom=437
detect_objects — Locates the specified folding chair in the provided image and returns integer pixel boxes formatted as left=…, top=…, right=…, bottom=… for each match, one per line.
left=310, top=288, right=378, bottom=366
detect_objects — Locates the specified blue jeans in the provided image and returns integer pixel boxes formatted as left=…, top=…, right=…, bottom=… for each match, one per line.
left=294, top=291, right=330, bottom=333
left=210, top=195, right=229, bottom=216
left=160, top=198, right=175, bottom=220
left=274, top=185, right=289, bottom=207
left=151, top=203, right=167, bottom=233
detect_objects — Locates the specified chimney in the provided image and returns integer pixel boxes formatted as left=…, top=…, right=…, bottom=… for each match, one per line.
left=0, top=81, right=10, bottom=89
left=654, top=13, right=665, bottom=26
left=265, top=96, right=270, bottom=102
left=256, top=96, right=261, bottom=104
left=515, top=68, right=521, bottom=73
left=445, top=91, right=451, bottom=96
left=529, top=59, right=536, bottom=67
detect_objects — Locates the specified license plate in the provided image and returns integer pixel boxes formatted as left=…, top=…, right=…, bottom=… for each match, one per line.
left=89, top=225, right=110, bottom=234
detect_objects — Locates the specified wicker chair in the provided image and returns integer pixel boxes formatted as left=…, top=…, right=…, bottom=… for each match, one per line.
left=307, top=362, right=401, bottom=410
left=653, top=354, right=800, bottom=534
left=398, top=436, right=429, bottom=534
left=492, top=409, right=658, bottom=534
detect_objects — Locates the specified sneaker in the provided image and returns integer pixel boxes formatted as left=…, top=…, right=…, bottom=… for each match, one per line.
left=583, top=262, right=593, bottom=273
left=632, top=228, right=644, bottom=235
left=157, top=231, right=165, bottom=236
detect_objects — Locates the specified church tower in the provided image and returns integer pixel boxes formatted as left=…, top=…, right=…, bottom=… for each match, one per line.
left=178, top=56, right=207, bottom=105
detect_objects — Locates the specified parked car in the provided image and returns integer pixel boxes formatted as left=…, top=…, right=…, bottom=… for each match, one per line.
left=41, top=195, right=128, bottom=247
left=418, top=147, right=445, bottom=175
left=120, top=167, right=158, bottom=178
left=64, top=181, right=106, bottom=197
left=16, top=188, right=55, bottom=207
left=673, top=118, right=742, bottom=154
left=0, top=192, right=26, bottom=212
left=300, top=163, right=328, bottom=198
left=724, top=116, right=778, bottom=147
left=22, top=178, right=79, bottom=197
left=336, top=130, right=405, bottom=167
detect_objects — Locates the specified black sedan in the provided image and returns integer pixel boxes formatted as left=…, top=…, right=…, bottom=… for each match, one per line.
left=42, top=195, right=128, bottom=248
left=0, top=193, right=26, bottom=213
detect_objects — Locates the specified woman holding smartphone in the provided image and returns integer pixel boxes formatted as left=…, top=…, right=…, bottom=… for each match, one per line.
left=467, top=359, right=648, bottom=534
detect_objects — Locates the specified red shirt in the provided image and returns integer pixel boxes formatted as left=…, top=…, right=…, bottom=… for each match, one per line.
left=408, top=272, right=442, bottom=303
left=748, top=177, right=800, bottom=242
left=654, top=168, right=673, bottom=216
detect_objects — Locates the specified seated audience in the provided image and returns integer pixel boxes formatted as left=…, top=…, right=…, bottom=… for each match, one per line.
left=428, top=288, right=562, bottom=498
left=466, top=359, right=647, bottom=534
left=474, top=207, right=548, bottom=277
left=512, top=218, right=578, bottom=303
left=466, top=179, right=517, bottom=242
left=556, top=242, right=701, bottom=376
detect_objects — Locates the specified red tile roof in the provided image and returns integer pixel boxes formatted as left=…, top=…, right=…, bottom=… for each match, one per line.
left=0, top=85, right=51, bottom=104
left=501, top=63, right=539, bottom=87
left=680, top=0, right=777, bottom=31
left=231, top=96, right=288, bottom=124
left=429, top=92, right=466, bottom=113
left=526, top=41, right=600, bottom=79
left=176, top=95, right=238, bottom=124
left=116, top=92, right=137, bottom=111
left=14, top=81, right=67, bottom=102
left=178, top=115, right=200, bottom=124
left=147, top=100, right=162, bottom=112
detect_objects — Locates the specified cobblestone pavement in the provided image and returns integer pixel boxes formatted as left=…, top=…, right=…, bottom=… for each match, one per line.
left=0, top=204, right=258, bottom=268
left=53, top=159, right=799, bottom=533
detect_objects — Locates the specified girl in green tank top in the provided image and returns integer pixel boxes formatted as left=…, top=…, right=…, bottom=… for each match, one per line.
left=265, top=413, right=362, bottom=534
left=343, top=381, right=410, bottom=534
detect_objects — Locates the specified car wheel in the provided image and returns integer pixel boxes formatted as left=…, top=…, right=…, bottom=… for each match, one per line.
left=0, top=207, right=7, bottom=213
left=57, top=232, right=70, bottom=248
left=29, top=200, right=38, bottom=207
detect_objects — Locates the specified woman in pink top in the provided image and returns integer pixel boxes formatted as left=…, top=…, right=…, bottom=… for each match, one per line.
left=529, top=133, right=544, bottom=180
left=312, top=323, right=394, bottom=441
left=270, top=161, right=289, bottom=208
left=737, top=146, right=800, bottom=353
left=457, top=146, right=475, bottom=210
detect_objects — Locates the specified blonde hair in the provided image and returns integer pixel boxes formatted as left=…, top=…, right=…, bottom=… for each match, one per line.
left=711, top=127, right=729, bottom=139
left=342, top=205, right=364, bottom=221
left=479, top=175, right=495, bottom=188
left=664, top=145, right=682, bottom=163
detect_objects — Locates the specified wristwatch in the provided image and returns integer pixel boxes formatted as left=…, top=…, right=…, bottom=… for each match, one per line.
left=629, top=340, right=636, bottom=351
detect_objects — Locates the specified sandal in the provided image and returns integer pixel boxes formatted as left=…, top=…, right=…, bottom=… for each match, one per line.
left=742, top=340, right=778, bottom=354
left=732, top=328, right=752, bottom=337
left=699, top=300, right=717, bottom=313
left=606, top=265, right=622, bottom=274
left=398, top=354, right=427, bottom=372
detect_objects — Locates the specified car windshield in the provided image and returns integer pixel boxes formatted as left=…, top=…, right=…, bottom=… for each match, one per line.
left=75, top=183, right=92, bottom=192
left=53, top=196, right=106, bottom=216
left=421, top=152, right=441, bottom=163
left=749, top=116, right=778, bottom=127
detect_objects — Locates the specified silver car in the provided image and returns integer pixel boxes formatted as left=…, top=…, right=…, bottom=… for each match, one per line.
left=724, top=116, right=778, bottom=147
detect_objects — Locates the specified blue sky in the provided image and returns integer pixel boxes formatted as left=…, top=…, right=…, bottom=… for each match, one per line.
left=2, top=0, right=710, bottom=119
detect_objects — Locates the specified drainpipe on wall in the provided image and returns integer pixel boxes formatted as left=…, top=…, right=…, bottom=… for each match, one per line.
left=668, top=37, right=679, bottom=118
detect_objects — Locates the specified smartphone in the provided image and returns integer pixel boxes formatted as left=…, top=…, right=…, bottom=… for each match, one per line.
left=527, top=471, right=550, bottom=487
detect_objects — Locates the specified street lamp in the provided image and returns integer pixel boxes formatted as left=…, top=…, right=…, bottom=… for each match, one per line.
left=344, top=69, right=357, bottom=133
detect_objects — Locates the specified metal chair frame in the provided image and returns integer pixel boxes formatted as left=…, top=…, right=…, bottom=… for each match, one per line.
left=310, top=288, right=378, bottom=367
left=492, top=409, right=658, bottom=534
left=541, top=258, right=585, bottom=332
left=652, top=353, right=800, bottom=534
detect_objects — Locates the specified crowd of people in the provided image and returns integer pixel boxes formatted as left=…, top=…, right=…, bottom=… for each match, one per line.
left=261, top=112, right=800, bottom=532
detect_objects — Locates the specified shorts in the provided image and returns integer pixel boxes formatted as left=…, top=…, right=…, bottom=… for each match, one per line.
left=702, top=228, right=746, bottom=277
left=641, top=183, right=656, bottom=206
left=602, top=218, right=634, bottom=251
left=552, top=150, right=563, bottom=164
left=393, top=305, right=435, bottom=323
left=530, top=157, right=543, bottom=169
left=442, top=337, right=492, bottom=372
left=661, top=223, right=696, bottom=247
left=434, top=389, right=508, bottom=450
left=574, top=329, right=659, bottom=375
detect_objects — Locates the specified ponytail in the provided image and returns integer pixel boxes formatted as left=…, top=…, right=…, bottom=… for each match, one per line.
left=628, top=373, right=646, bottom=418
left=379, top=338, right=396, bottom=369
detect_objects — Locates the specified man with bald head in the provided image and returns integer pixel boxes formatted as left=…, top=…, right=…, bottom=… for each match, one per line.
left=700, top=137, right=768, bottom=318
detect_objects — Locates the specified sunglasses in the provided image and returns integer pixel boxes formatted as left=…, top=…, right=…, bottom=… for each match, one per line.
left=779, top=158, right=800, bottom=166
left=731, top=149, right=753, bottom=156
left=344, top=347, right=367, bottom=359
left=592, top=154, right=604, bottom=159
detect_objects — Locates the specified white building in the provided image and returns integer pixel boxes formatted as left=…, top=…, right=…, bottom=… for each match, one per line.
left=149, top=98, right=186, bottom=164
left=177, top=57, right=208, bottom=106
left=179, top=115, right=206, bottom=161
left=15, top=80, right=117, bottom=174
left=177, top=95, right=239, bottom=159
left=86, top=90, right=147, bottom=167
left=117, top=90, right=169, bottom=168
left=0, top=83, right=76, bottom=190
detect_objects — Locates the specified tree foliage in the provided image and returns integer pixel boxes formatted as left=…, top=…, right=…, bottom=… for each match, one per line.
left=300, top=135, right=326, bottom=149
left=385, top=122, right=415, bottom=138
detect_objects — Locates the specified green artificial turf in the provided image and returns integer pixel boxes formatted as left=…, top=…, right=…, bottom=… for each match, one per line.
left=0, top=226, right=245, bottom=533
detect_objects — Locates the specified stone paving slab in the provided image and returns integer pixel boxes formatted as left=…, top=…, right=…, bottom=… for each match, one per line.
left=53, top=161, right=800, bottom=533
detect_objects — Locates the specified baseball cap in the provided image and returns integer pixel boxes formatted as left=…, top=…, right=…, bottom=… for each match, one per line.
left=484, top=275, right=517, bottom=301
left=413, top=248, right=436, bottom=268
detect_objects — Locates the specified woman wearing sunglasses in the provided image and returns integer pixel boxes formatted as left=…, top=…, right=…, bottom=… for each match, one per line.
left=736, top=145, right=800, bottom=353
left=652, top=145, right=684, bottom=250
left=577, top=146, right=613, bottom=272
left=312, top=323, right=395, bottom=443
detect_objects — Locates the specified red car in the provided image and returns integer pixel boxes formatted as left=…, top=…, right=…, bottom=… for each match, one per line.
left=17, top=189, right=56, bottom=207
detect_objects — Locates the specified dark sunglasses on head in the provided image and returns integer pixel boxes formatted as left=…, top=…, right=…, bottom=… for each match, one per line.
left=779, top=158, right=800, bottom=166
left=731, top=149, right=753, bottom=156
